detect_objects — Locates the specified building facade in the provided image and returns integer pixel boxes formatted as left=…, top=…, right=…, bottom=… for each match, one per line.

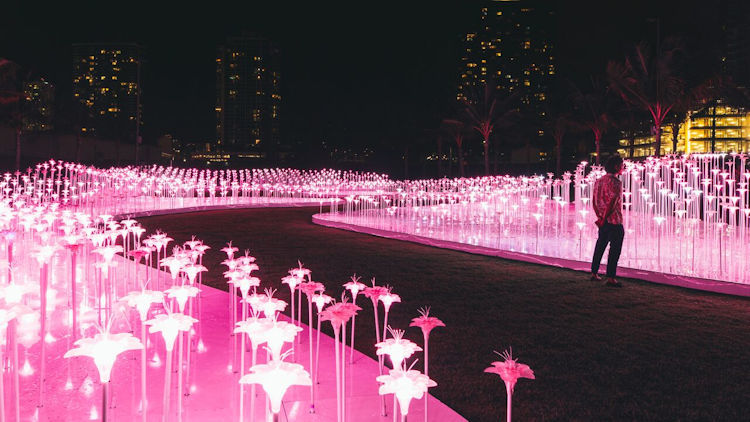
left=618, top=101, right=750, bottom=157
left=72, top=43, right=141, bottom=140
left=458, top=0, right=555, bottom=135
left=23, top=79, right=54, bottom=132
left=215, top=35, right=281, bottom=156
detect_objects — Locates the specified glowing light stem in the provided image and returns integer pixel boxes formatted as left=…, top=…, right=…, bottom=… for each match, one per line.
left=249, top=344, right=257, bottom=422
left=505, top=383, right=512, bottom=422
left=306, top=296, right=315, bottom=413
left=239, top=303, right=247, bottom=422
left=423, top=333, right=430, bottom=422
left=141, top=320, right=147, bottom=422
left=371, top=299, right=386, bottom=417
left=0, top=339, right=5, bottom=422
left=349, top=312, right=356, bottom=364
left=102, top=381, right=109, bottom=422
left=315, top=312, right=322, bottom=384
left=177, top=331, right=184, bottom=422
left=341, top=320, right=347, bottom=422
left=333, top=325, right=342, bottom=422
left=11, top=322, right=20, bottom=422
left=297, top=289, right=302, bottom=345
left=38, top=263, right=48, bottom=408
left=162, top=345, right=173, bottom=422
left=70, top=248, right=78, bottom=341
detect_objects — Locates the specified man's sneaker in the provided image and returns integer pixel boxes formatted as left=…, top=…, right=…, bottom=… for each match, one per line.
left=603, top=278, right=622, bottom=288
left=590, top=273, right=603, bottom=281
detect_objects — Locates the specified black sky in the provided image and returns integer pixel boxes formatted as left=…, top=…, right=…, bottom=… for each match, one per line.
left=1, top=1, right=722, bottom=146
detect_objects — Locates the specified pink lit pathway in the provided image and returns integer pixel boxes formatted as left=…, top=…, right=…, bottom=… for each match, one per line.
left=19, top=256, right=465, bottom=422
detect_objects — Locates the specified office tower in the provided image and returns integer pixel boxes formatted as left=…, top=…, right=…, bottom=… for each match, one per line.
left=216, top=35, right=281, bottom=155
left=72, top=43, right=142, bottom=140
left=458, top=0, right=555, bottom=136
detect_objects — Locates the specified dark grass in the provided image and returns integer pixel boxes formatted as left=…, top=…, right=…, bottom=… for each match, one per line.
left=139, top=207, right=750, bottom=422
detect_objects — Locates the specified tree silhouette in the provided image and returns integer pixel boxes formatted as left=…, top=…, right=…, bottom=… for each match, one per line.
left=0, top=58, right=25, bottom=170
left=462, top=83, right=519, bottom=175
left=441, top=119, right=467, bottom=177
left=570, top=77, right=614, bottom=165
left=607, top=40, right=685, bottom=157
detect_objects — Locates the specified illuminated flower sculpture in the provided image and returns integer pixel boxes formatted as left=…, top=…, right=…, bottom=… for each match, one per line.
left=410, top=306, right=444, bottom=422
left=377, top=367, right=436, bottom=420
left=298, top=281, right=324, bottom=412
left=145, top=309, right=198, bottom=422
left=234, top=314, right=274, bottom=422
left=343, top=274, right=366, bottom=363
left=239, top=352, right=312, bottom=420
left=320, top=300, right=360, bottom=422
left=165, top=284, right=201, bottom=313
left=121, top=288, right=163, bottom=422
left=64, top=330, right=143, bottom=383
left=64, top=328, right=143, bottom=421
left=376, top=327, right=422, bottom=371
left=484, top=349, right=535, bottom=422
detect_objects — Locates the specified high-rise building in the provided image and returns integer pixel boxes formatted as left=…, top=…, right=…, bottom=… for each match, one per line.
left=23, top=79, right=54, bottom=132
left=215, top=35, right=281, bottom=155
left=72, top=43, right=142, bottom=140
left=458, top=0, right=555, bottom=136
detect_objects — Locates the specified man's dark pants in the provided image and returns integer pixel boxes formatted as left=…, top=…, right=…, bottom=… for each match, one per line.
left=591, top=222, right=625, bottom=277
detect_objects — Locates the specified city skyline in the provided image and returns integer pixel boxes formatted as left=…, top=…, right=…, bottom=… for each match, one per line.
left=0, top=1, right=732, bottom=150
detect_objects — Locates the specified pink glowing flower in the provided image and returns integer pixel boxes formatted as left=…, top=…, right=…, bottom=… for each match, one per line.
left=376, top=368, right=436, bottom=416
left=221, top=241, right=238, bottom=259
left=221, top=258, right=238, bottom=270
left=343, top=274, right=366, bottom=298
left=236, top=250, right=256, bottom=266
left=311, top=293, right=333, bottom=313
left=64, top=330, right=143, bottom=383
left=281, top=275, right=302, bottom=292
left=319, top=300, right=360, bottom=331
left=160, top=254, right=189, bottom=281
left=234, top=315, right=274, bottom=347
left=260, top=289, right=288, bottom=319
left=264, top=320, right=303, bottom=360
left=378, top=288, right=401, bottom=313
left=376, top=327, right=422, bottom=370
left=234, top=275, right=261, bottom=298
left=165, top=285, right=201, bottom=312
left=288, top=261, right=311, bottom=281
left=183, top=235, right=201, bottom=250
left=239, top=358, right=312, bottom=414
left=181, top=264, right=208, bottom=284
left=121, top=289, right=164, bottom=321
left=484, top=349, right=535, bottom=395
left=145, top=310, right=198, bottom=351
left=409, top=306, right=445, bottom=339
left=298, top=281, right=324, bottom=298
left=363, top=279, right=388, bottom=306
left=31, top=245, right=59, bottom=266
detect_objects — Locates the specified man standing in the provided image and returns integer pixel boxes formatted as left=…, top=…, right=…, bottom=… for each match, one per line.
left=591, top=155, right=625, bottom=287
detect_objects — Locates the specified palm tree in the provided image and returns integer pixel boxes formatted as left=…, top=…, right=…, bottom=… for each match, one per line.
left=441, top=119, right=467, bottom=177
left=462, top=83, right=518, bottom=175
left=570, top=77, right=614, bottom=165
left=607, top=41, right=685, bottom=157
left=0, top=58, right=24, bottom=171
left=546, top=113, right=572, bottom=176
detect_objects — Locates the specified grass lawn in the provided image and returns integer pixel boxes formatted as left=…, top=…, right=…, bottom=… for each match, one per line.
left=139, top=207, right=750, bottom=422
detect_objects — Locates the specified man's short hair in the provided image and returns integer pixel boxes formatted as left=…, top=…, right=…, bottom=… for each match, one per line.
left=604, top=155, right=623, bottom=174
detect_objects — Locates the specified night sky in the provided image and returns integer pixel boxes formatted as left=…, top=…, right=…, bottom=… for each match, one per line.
left=1, top=1, right=721, bottom=147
